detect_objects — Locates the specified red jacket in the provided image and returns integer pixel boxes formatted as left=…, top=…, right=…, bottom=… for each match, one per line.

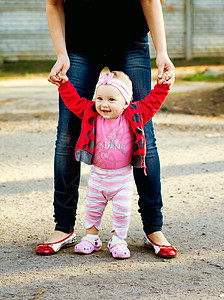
left=58, top=80, right=170, bottom=169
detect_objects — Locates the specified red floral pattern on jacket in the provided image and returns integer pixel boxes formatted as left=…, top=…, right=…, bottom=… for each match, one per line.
left=58, top=80, right=170, bottom=169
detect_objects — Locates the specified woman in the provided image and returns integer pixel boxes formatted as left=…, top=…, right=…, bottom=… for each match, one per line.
left=36, top=0, right=176, bottom=258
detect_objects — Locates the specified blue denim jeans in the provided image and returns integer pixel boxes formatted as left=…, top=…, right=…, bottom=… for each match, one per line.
left=54, top=36, right=163, bottom=235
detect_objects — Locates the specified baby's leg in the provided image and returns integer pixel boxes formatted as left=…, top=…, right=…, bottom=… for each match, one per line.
left=112, top=186, right=133, bottom=239
left=108, top=170, right=133, bottom=259
left=85, top=168, right=108, bottom=233
left=86, top=226, right=99, bottom=235
left=111, top=169, right=134, bottom=239
left=74, top=167, right=108, bottom=255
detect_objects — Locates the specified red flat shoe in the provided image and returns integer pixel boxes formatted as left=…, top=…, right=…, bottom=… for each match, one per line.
left=144, top=234, right=177, bottom=258
left=36, top=231, right=76, bottom=255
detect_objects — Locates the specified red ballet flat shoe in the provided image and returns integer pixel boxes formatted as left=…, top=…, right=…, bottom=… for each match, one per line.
left=144, top=234, right=177, bottom=258
left=36, top=231, right=76, bottom=255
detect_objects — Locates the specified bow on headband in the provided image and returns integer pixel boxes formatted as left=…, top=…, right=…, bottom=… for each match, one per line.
left=100, top=72, right=114, bottom=84
left=95, top=72, right=132, bottom=105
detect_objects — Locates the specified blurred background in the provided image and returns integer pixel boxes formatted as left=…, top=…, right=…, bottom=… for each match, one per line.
left=0, top=0, right=223, bottom=63
left=0, top=0, right=224, bottom=115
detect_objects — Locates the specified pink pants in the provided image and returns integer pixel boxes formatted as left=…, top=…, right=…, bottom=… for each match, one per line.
left=85, top=165, right=134, bottom=239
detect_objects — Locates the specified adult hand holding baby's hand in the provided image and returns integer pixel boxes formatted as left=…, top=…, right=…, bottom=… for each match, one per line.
left=156, top=52, right=175, bottom=85
left=48, top=54, right=70, bottom=87
left=158, top=71, right=175, bottom=88
left=56, top=72, right=68, bottom=83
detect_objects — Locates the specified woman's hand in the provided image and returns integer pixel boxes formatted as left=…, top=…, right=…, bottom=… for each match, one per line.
left=48, top=54, right=70, bottom=87
left=156, top=52, right=175, bottom=84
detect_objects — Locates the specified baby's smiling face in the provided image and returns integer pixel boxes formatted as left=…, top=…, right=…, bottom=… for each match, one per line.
left=95, top=85, right=128, bottom=120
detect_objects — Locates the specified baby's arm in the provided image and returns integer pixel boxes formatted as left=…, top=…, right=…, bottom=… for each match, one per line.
left=140, top=76, right=174, bottom=124
left=58, top=78, right=88, bottom=119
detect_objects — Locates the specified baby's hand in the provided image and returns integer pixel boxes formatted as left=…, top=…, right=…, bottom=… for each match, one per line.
left=158, top=71, right=170, bottom=84
left=56, top=72, right=68, bottom=83
left=48, top=71, right=68, bottom=87
left=158, top=71, right=175, bottom=87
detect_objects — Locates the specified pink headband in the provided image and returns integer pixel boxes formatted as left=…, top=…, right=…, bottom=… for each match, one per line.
left=95, top=72, right=132, bottom=105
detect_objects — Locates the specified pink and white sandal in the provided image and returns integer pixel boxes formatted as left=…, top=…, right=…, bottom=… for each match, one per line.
left=108, top=238, right=130, bottom=259
left=74, top=236, right=102, bottom=254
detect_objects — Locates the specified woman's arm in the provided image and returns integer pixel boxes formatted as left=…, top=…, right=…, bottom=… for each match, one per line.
left=46, top=0, right=70, bottom=86
left=140, top=0, right=175, bottom=84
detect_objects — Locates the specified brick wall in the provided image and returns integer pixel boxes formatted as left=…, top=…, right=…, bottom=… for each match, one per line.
left=0, top=0, right=223, bottom=61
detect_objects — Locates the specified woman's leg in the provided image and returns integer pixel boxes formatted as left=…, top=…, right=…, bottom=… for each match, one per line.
left=46, top=51, right=103, bottom=242
left=107, top=37, right=170, bottom=244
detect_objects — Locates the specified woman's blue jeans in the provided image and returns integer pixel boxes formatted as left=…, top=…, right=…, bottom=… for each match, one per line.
left=54, top=36, right=163, bottom=235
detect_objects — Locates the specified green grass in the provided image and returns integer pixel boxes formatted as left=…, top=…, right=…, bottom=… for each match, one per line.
left=0, top=60, right=55, bottom=78
left=182, top=72, right=224, bottom=82
left=150, top=56, right=224, bottom=68
left=170, top=56, right=224, bottom=67
left=0, top=57, right=224, bottom=79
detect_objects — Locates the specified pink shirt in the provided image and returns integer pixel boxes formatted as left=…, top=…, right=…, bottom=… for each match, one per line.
left=93, top=114, right=133, bottom=169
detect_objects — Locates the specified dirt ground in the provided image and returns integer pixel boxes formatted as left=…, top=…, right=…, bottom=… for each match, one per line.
left=0, top=69, right=224, bottom=299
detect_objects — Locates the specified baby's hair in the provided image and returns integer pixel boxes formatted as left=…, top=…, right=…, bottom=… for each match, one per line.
left=99, top=67, right=133, bottom=99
